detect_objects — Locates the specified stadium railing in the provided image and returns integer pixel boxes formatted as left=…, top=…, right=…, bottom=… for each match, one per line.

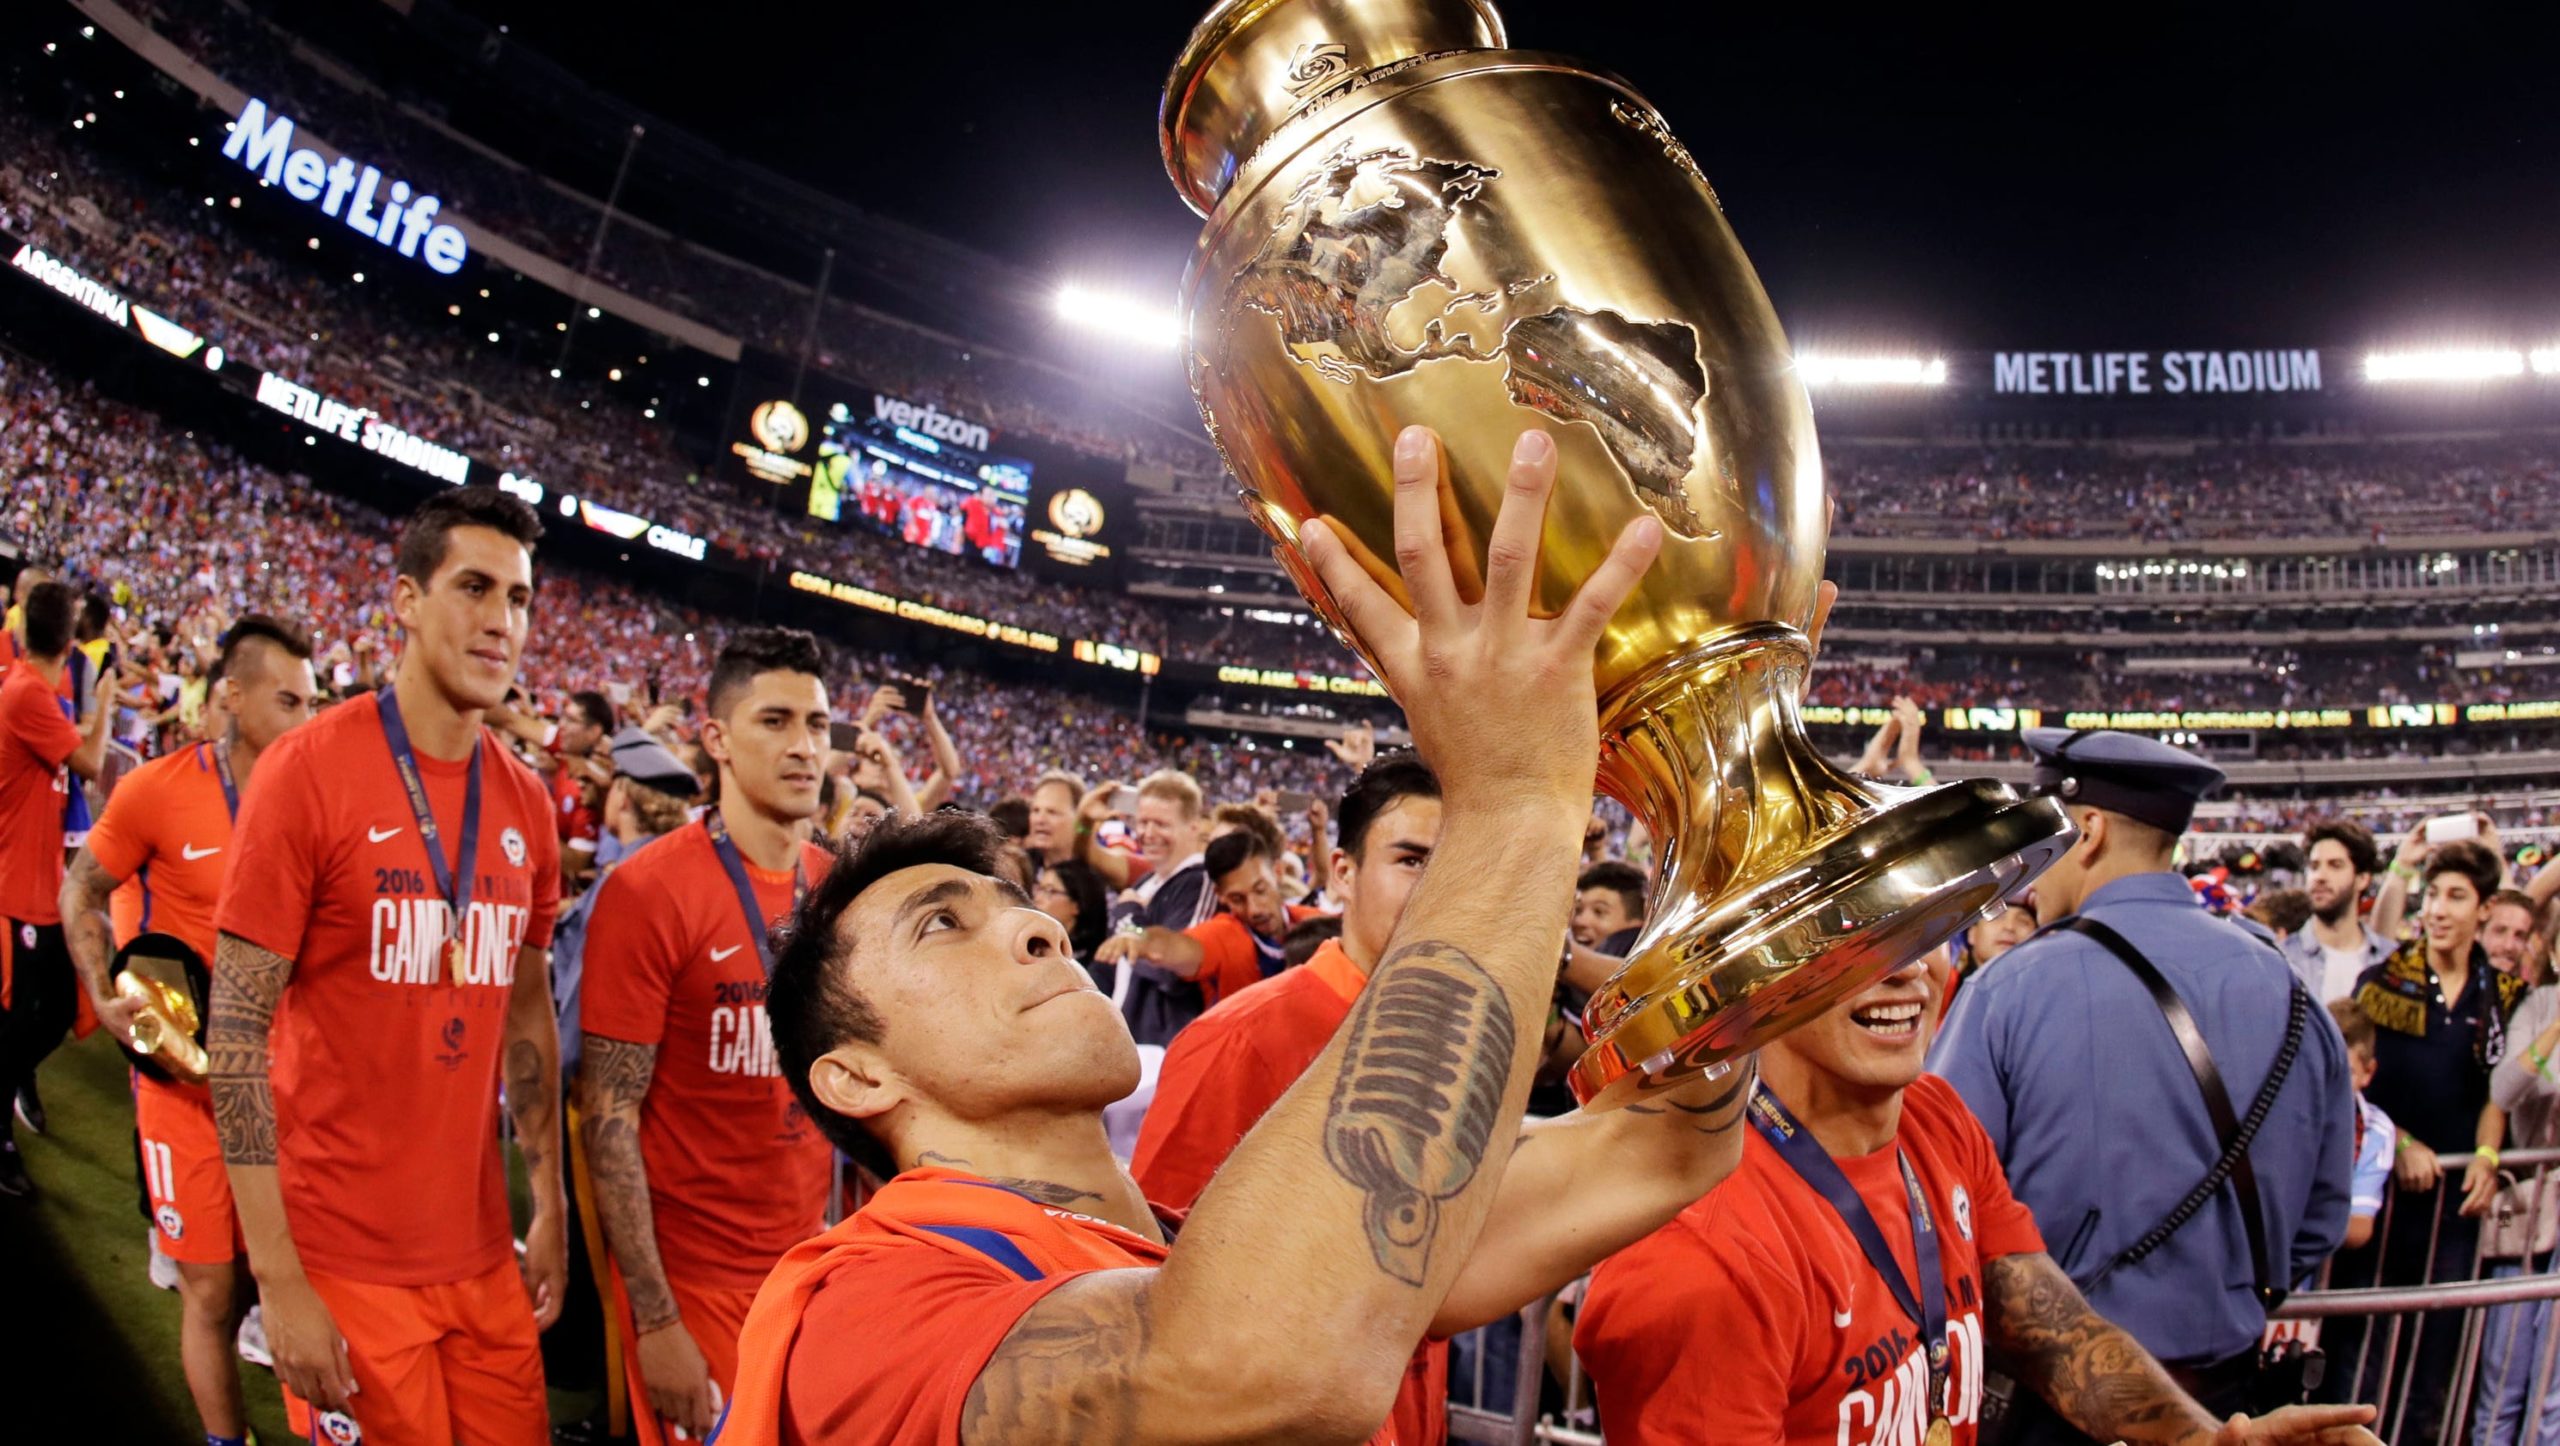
left=1446, top=1146, right=2560, bottom=1446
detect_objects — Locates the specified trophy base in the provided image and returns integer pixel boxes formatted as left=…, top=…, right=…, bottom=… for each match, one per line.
left=1568, top=777, right=2072, bottom=1111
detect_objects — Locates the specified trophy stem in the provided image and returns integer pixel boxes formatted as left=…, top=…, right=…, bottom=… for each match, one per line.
left=1572, top=623, right=2074, bottom=1110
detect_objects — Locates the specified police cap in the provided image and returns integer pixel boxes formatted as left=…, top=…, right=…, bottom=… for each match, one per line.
left=2021, top=727, right=2225, bottom=836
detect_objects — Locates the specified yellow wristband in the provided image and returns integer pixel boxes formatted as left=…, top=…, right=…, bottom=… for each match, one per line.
left=2478, top=1147, right=2503, bottom=1168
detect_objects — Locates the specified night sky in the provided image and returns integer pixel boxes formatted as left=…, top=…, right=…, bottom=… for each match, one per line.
left=456, top=1, right=2560, bottom=351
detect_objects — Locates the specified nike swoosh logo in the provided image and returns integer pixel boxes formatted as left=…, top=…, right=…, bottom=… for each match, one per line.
left=180, top=843, right=221, bottom=861
left=710, top=945, right=744, bottom=963
left=368, top=826, right=404, bottom=843
left=1833, top=1308, right=1855, bottom=1329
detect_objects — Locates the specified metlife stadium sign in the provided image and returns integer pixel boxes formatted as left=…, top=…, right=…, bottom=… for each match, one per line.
left=1991, top=349, right=2325, bottom=396
left=220, top=98, right=468, bottom=276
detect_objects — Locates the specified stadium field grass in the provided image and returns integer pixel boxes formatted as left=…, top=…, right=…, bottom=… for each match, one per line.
left=5, top=1030, right=294, bottom=1441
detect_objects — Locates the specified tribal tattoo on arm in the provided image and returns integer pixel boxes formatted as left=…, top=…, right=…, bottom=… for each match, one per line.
left=208, top=934, right=297, bottom=1166
left=578, top=1034, right=680, bottom=1331
left=60, top=850, right=121, bottom=1003
left=962, top=1270, right=1156, bottom=1445
left=1321, top=940, right=1518, bottom=1286
left=503, top=947, right=561, bottom=1193
left=1981, top=1251, right=2218, bottom=1444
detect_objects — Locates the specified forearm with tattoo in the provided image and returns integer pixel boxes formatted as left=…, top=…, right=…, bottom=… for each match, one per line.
left=209, top=934, right=295, bottom=1166
left=579, top=1034, right=679, bottom=1332
left=1982, top=1251, right=2219, bottom=1444
left=60, top=849, right=120, bottom=1002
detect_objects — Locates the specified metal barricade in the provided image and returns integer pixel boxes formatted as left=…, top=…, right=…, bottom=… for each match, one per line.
left=1438, top=1146, right=2560, bottom=1446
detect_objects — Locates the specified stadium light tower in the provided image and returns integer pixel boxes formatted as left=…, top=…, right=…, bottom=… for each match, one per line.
left=1055, top=283, right=1182, bottom=351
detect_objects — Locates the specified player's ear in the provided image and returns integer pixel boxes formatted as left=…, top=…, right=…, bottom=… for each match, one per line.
left=1330, top=846, right=1355, bottom=899
left=808, top=1041, right=901, bottom=1124
left=700, top=717, right=730, bottom=768
left=389, top=572, right=424, bottom=634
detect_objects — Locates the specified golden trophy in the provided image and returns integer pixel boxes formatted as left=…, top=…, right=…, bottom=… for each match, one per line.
left=112, top=934, right=210, bottom=1087
left=1164, top=0, right=2073, bottom=1108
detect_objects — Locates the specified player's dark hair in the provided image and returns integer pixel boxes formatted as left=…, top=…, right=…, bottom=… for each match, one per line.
left=394, top=486, right=543, bottom=586
left=1205, top=828, right=1274, bottom=883
left=2425, top=839, right=2503, bottom=905
left=770, top=809, right=1011, bottom=1183
left=2303, top=817, right=2380, bottom=878
left=1577, top=860, right=1650, bottom=921
left=1336, top=753, right=1440, bottom=861
left=21, top=580, right=75, bottom=658
left=568, top=688, right=617, bottom=735
left=706, top=626, right=826, bottom=721
left=1283, top=913, right=1343, bottom=968
left=215, top=614, right=313, bottom=688
left=1210, top=802, right=1284, bottom=862
left=987, top=796, right=1032, bottom=840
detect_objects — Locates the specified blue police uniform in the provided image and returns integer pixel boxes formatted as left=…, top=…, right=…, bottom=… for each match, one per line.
left=1928, top=729, right=2354, bottom=1379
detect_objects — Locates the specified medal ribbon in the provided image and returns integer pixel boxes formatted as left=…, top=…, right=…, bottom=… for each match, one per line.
left=705, top=809, right=805, bottom=977
left=209, top=740, right=239, bottom=820
left=1749, top=1085, right=1950, bottom=1424
left=376, top=686, right=484, bottom=984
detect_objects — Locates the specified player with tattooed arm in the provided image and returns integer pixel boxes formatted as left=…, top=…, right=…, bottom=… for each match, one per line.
left=208, top=489, right=566, bottom=1446
left=1574, top=949, right=2382, bottom=1446
left=715, top=425, right=1756, bottom=1444
left=577, top=627, right=838, bottom=1444
left=61, top=616, right=315, bottom=1446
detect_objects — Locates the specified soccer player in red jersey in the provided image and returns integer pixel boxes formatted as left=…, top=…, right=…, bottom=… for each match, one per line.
left=208, top=488, right=567, bottom=1446
left=578, top=627, right=838, bottom=1443
left=0, top=578, right=116, bottom=1195
left=61, top=615, right=315, bottom=1446
left=717, top=426, right=1762, bottom=1446
left=1574, top=948, right=2382, bottom=1446
left=1094, top=829, right=1321, bottom=1012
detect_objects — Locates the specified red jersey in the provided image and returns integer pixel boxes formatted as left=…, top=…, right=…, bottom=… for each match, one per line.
left=578, top=817, right=835, bottom=1290
left=0, top=661, right=79, bottom=923
left=1575, top=1074, right=2045, bottom=1446
left=718, top=1168, right=1397, bottom=1446
left=550, top=760, right=598, bottom=851
left=1185, top=903, right=1327, bottom=1012
left=216, top=692, right=561, bottom=1286
left=86, top=741, right=237, bottom=962
left=1130, top=939, right=1443, bottom=1446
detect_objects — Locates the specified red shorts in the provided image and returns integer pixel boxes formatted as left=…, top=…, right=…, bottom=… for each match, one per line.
left=282, top=1257, right=547, bottom=1446
left=612, top=1266, right=759, bottom=1446
left=134, top=1075, right=242, bottom=1266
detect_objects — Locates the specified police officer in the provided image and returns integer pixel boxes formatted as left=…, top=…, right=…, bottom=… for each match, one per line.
left=1929, top=729, right=2353, bottom=1439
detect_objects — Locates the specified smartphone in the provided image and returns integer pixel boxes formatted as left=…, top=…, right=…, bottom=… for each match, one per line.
left=895, top=676, right=933, bottom=714
left=1108, top=785, right=1140, bottom=814
left=2424, top=813, right=2480, bottom=844
left=828, top=721, right=864, bottom=753
left=1277, top=790, right=1316, bottom=815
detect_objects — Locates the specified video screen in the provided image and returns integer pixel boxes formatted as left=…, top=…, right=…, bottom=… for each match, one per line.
left=807, top=402, right=1029, bottom=568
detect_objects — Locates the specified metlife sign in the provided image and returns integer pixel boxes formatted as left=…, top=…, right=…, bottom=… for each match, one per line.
left=255, top=372, right=472, bottom=485
left=1991, top=349, right=2324, bottom=396
left=220, top=98, right=468, bottom=276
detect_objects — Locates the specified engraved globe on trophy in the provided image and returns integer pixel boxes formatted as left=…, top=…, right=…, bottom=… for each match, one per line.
left=1163, top=0, right=2073, bottom=1108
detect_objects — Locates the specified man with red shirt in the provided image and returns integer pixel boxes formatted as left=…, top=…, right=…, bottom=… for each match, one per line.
left=1574, top=949, right=2380, bottom=1446
left=60, top=615, right=315, bottom=1446
left=1094, top=829, right=1321, bottom=1012
left=0, top=578, right=116, bottom=1195
left=208, top=488, right=567, bottom=1446
left=722, top=425, right=1763, bottom=1446
left=550, top=689, right=615, bottom=889
left=578, top=627, right=838, bottom=1444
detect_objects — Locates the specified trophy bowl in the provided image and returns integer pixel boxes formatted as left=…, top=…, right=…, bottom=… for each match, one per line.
left=1165, top=0, right=2073, bottom=1108
left=111, top=932, right=211, bottom=1087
